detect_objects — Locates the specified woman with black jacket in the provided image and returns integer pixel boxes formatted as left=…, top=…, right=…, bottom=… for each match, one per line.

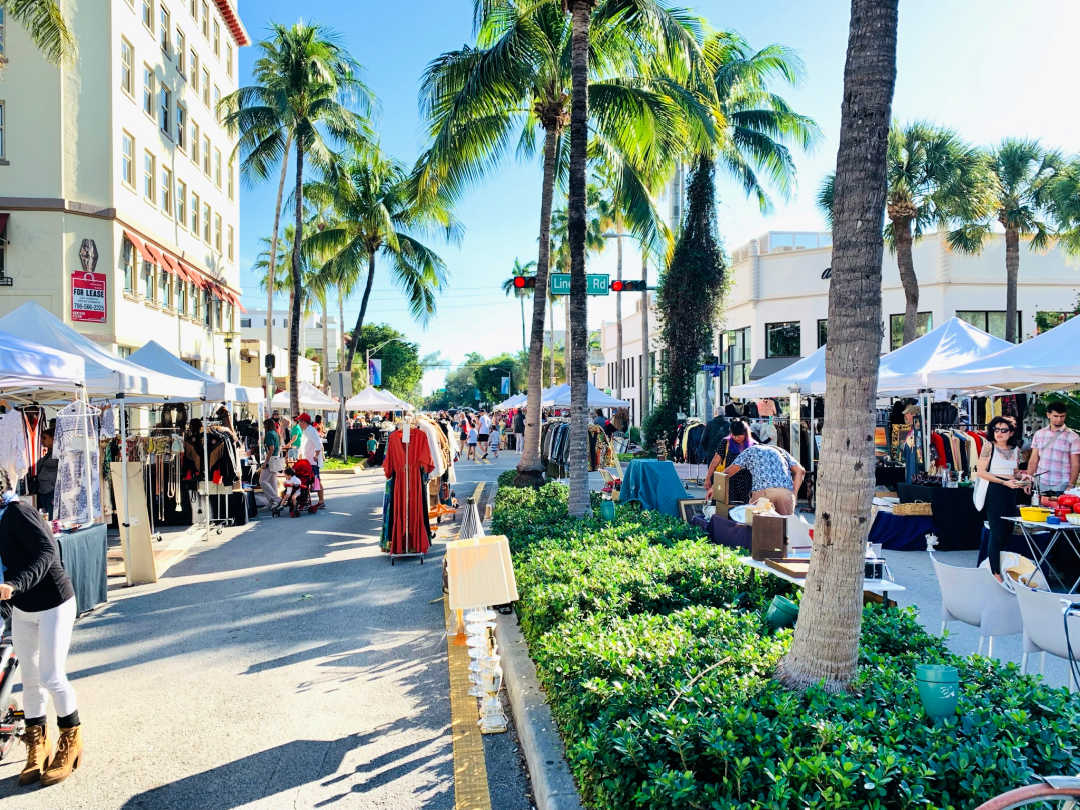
left=0, top=493, right=83, bottom=786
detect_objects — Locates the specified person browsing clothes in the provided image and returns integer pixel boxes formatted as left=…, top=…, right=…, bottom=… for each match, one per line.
left=976, top=416, right=1027, bottom=582
left=724, top=443, right=805, bottom=516
left=1026, top=401, right=1080, bottom=496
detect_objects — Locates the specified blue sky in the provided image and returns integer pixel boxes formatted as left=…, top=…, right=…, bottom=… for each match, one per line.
left=234, top=0, right=1080, bottom=393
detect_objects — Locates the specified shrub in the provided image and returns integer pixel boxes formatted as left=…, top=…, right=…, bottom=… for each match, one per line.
left=495, top=485, right=1080, bottom=809
left=497, top=468, right=518, bottom=489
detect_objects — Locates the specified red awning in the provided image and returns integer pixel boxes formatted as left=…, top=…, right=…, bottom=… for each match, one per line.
left=159, top=252, right=181, bottom=277
left=123, top=229, right=154, bottom=264
left=212, top=0, right=250, bottom=46
left=171, top=259, right=192, bottom=283
left=142, top=242, right=163, bottom=266
left=0, top=213, right=8, bottom=242
left=184, top=264, right=206, bottom=288
left=234, top=299, right=247, bottom=313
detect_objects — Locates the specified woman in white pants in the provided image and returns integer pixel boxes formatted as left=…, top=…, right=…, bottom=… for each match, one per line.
left=0, top=492, right=82, bottom=787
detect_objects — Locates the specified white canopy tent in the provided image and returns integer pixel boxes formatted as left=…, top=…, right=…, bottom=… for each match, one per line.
left=877, top=316, right=1012, bottom=395
left=129, top=340, right=264, bottom=403
left=929, top=313, right=1080, bottom=393
left=0, top=330, right=86, bottom=398
left=544, top=381, right=631, bottom=408
left=378, top=390, right=415, bottom=412
left=494, top=393, right=527, bottom=410
left=345, top=387, right=398, bottom=411
left=271, top=381, right=339, bottom=411
left=731, top=346, right=827, bottom=399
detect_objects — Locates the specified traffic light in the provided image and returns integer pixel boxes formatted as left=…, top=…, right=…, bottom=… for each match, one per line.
left=610, top=279, right=646, bottom=292
left=512, top=275, right=537, bottom=289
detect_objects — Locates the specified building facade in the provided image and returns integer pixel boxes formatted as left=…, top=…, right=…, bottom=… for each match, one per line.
left=0, top=0, right=247, bottom=379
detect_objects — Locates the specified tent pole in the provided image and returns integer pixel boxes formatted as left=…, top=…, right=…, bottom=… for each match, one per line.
left=118, top=392, right=132, bottom=586
left=203, top=400, right=211, bottom=543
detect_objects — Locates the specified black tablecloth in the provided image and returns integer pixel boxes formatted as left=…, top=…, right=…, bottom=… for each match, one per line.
left=868, top=512, right=935, bottom=550
left=57, top=524, right=108, bottom=615
left=897, top=483, right=982, bottom=550
left=702, top=515, right=752, bottom=552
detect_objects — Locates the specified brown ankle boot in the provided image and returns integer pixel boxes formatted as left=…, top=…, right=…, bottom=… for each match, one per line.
left=40, top=725, right=81, bottom=786
left=18, top=724, right=51, bottom=785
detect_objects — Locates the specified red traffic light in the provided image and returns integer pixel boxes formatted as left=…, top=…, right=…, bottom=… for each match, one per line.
left=514, top=276, right=526, bottom=288
left=610, top=280, right=624, bottom=292
left=610, top=279, right=646, bottom=292
left=511, top=276, right=536, bottom=289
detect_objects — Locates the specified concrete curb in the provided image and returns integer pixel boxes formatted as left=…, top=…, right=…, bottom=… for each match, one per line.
left=496, top=613, right=585, bottom=810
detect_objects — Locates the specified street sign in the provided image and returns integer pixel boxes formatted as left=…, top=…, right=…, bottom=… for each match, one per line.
left=548, top=273, right=610, bottom=295
left=71, top=271, right=107, bottom=323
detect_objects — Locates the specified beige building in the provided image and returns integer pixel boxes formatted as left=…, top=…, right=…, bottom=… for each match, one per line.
left=0, top=0, right=248, bottom=380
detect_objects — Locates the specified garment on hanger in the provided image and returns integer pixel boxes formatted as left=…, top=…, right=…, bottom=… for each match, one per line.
left=0, top=411, right=29, bottom=489
left=383, top=427, right=434, bottom=555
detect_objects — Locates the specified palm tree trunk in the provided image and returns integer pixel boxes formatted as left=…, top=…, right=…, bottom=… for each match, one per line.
left=547, top=294, right=555, bottom=387
left=1005, top=226, right=1020, bottom=343
left=640, top=251, right=649, bottom=427
left=615, top=229, right=623, bottom=399
left=343, top=253, right=377, bottom=376
left=338, top=291, right=346, bottom=371
left=265, top=141, right=291, bottom=402
left=321, top=297, right=330, bottom=392
left=564, top=297, right=571, bottom=385
left=289, top=143, right=305, bottom=416
left=516, top=126, right=560, bottom=485
left=779, top=0, right=897, bottom=692
left=566, top=0, right=594, bottom=517
left=894, top=217, right=919, bottom=345
left=520, top=296, right=527, bottom=355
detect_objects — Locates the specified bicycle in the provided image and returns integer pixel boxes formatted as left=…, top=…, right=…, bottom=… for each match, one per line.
left=973, top=601, right=1080, bottom=809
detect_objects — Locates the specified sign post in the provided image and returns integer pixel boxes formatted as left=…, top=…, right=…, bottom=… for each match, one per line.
left=71, top=271, right=107, bottom=323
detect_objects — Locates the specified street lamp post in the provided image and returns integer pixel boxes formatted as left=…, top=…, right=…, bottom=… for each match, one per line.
left=223, top=332, right=237, bottom=384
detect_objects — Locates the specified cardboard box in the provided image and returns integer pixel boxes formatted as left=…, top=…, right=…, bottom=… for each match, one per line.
left=712, top=472, right=731, bottom=504
left=751, top=513, right=786, bottom=561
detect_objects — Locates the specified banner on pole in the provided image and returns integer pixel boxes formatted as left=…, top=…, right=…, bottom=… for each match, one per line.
left=368, top=358, right=382, bottom=387
left=500, top=376, right=510, bottom=395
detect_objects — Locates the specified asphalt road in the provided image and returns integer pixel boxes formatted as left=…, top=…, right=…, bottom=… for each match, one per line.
left=0, top=451, right=533, bottom=809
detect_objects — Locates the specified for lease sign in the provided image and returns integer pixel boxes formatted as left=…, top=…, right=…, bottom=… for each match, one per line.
left=71, top=271, right=107, bottom=323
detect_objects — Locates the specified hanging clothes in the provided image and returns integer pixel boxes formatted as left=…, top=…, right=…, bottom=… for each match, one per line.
left=383, top=427, right=434, bottom=555
left=0, top=411, right=29, bottom=490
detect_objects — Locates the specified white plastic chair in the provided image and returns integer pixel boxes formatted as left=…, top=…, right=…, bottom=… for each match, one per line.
left=1016, top=585, right=1080, bottom=692
left=929, top=549, right=1023, bottom=658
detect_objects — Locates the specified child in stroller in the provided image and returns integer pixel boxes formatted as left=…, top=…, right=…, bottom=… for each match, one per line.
left=272, top=460, right=315, bottom=517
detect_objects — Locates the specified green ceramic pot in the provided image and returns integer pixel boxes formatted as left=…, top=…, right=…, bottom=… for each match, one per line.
left=599, top=499, right=616, bottom=522
left=765, top=595, right=799, bottom=630
left=915, top=664, right=959, bottom=720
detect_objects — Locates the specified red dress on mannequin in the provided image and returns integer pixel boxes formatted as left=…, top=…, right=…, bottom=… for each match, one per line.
left=383, top=427, right=435, bottom=555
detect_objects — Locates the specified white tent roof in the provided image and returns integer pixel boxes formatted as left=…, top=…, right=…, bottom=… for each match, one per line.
left=544, top=381, right=631, bottom=408
left=271, top=381, right=339, bottom=410
left=378, top=390, right=415, bottom=411
left=494, top=392, right=526, bottom=410
left=539, top=383, right=568, bottom=406
left=731, top=346, right=827, bottom=399
left=345, top=387, right=397, bottom=410
left=129, top=340, right=263, bottom=403
left=0, top=331, right=86, bottom=396
left=929, top=313, right=1080, bottom=392
left=0, top=302, right=204, bottom=400
left=876, top=317, right=1012, bottom=395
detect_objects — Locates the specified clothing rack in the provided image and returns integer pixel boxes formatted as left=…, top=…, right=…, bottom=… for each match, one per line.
left=391, top=416, right=426, bottom=565
left=200, top=418, right=234, bottom=540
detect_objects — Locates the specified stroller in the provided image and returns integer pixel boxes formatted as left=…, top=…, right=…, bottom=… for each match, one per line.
left=271, top=459, right=316, bottom=518
left=0, top=606, right=25, bottom=762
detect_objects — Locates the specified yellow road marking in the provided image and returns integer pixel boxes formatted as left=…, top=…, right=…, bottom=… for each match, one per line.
left=444, top=599, right=492, bottom=810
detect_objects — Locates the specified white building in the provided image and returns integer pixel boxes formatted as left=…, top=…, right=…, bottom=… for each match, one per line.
left=0, top=0, right=248, bottom=379
left=239, top=308, right=340, bottom=369
left=592, top=293, right=660, bottom=428
left=595, top=229, right=1080, bottom=426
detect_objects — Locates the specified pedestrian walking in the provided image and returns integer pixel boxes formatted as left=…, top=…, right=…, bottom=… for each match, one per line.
left=478, top=411, right=492, bottom=459
left=259, top=417, right=284, bottom=509
left=297, top=413, right=326, bottom=509
left=513, top=408, right=525, bottom=452
left=466, top=419, right=478, bottom=461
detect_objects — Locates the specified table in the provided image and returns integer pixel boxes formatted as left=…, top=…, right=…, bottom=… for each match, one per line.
left=619, top=459, right=689, bottom=516
left=868, top=511, right=935, bottom=550
left=897, top=483, right=982, bottom=550
left=1002, top=517, right=1080, bottom=592
left=56, top=523, right=108, bottom=615
left=692, top=514, right=752, bottom=551
left=740, top=556, right=906, bottom=605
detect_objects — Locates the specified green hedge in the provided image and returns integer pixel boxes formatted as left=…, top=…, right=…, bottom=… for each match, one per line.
left=493, top=484, right=1080, bottom=809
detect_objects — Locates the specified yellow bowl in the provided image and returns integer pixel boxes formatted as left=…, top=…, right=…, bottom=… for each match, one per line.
left=1019, top=506, right=1052, bottom=522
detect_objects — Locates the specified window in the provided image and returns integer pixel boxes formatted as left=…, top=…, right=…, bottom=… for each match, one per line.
left=189, top=0, right=196, bottom=17
left=240, top=317, right=251, bottom=328
left=212, top=85, right=220, bottom=122
left=765, top=321, right=801, bottom=358
left=160, top=166, right=173, bottom=214
left=178, top=278, right=187, bottom=313
left=889, top=312, right=933, bottom=349
left=725, top=327, right=750, bottom=390
left=212, top=18, right=220, bottom=56
left=956, top=310, right=1020, bottom=342
left=190, top=50, right=198, bottom=90
left=120, top=39, right=134, bottom=97
left=817, top=318, right=828, bottom=348
left=193, top=282, right=201, bottom=318
left=201, top=67, right=210, bottom=106
left=214, top=213, right=222, bottom=252
left=121, top=131, right=135, bottom=187
left=143, top=64, right=155, bottom=116
left=175, top=29, right=185, bottom=73
left=175, top=103, right=186, bottom=150
left=190, top=191, right=200, bottom=234
left=202, top=201, right=211, bottom=243
left=0, top=102, right=4, bottom=160
left=142, top=0, right=153, bottom=30
left=158, top=85, right=171, bottom=134
left=226, top=43, right=233, bottom=77
left=227, top=158, right=234, bottom=200
left=143, top=261, right=155, bottom=301
left=204, top=291, right=213, bottom=327
left=191, top=120, right=200, bottom=164
left=227, top=225, right=234, bottom=260
left=201, top=134, right=210, bottom=175
left=123, top=241, right=137, bottom=293
left=158, top=265, right=168, bottom=306
left=159, top=5, right=170, bottom=51
left=0, top=10, right=5, bottom=60
left=214, top=147, right=222, bottom=187
left=200, top=1, right=209, bottom=37
left=143, top=151, right=156, bottom=202
left=176, top=179, right=187, bottom=225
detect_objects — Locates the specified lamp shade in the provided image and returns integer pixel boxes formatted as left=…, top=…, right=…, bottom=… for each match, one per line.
left=446, top=535, right=519, bottom=611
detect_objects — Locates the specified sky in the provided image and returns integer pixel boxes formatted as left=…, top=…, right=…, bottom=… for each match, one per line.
left=234, top=0, right=1080, bottom=395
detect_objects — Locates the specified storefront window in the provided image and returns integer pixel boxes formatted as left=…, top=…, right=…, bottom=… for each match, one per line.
left=956, top=310, right=1020, bottom=342
left=817, top=318, right=828, bottom=348
left=725, top=327, right=750, bottom=389
left=158, top=268, right=168, bottom=307
left=765, top=321, right=800, bottom=358
left=889, top=312, right=932, bottom=349
left=178, top=280, right=187, bottom=314
left=143, top=261, right=155, bottom=301
left=123, top=242, right=136, bottom=292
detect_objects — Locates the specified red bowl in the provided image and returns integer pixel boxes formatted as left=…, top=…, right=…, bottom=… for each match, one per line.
left=1060, top=494, right=1080, bottom=507
left=1073, top=504, right=1080, bottom=514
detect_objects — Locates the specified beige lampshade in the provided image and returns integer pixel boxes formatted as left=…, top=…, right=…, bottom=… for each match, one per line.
left=446, top=535, right=519, bottom=611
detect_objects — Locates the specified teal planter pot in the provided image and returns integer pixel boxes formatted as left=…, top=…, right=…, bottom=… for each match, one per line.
left=599, top=499, right=616, bottom=522
left=765, top=595, right=799, bottom=630
left=916, top=664, right=959, bottom=720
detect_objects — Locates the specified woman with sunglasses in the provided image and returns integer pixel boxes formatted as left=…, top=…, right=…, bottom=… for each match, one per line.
left=976, top=416, right=1027, bottom=581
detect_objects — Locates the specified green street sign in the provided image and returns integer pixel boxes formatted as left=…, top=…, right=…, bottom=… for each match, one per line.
left=549, top=273, right=610, bottom=295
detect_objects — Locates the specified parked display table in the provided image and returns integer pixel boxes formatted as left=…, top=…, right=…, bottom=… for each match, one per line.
left=57, top=523, right=108, bottom=615
left=868, top=511, right=935, bottom=550
left=619, top=459, right=688, bottom=516
left=897, top=483, right=982, bottom=550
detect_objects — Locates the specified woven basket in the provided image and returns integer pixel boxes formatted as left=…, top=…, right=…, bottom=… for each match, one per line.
left=894, top=501, right=932, bottom=516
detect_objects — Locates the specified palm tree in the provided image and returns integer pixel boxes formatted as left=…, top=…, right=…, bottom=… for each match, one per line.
left=1052, top=159, right=1080, bottom=255
left=819, top=123, right=989, bottom=345
left=950, top=139, right=1065, bottom=342
left=221, top=22, right=372, bottom=414
left=501, top=258, right=538, bottom=354
left=252, top=225, right=300, bottom=372
left=779, top=0, right=898, bottom=692
left=418, top=0, right=701, bottom=488
left=2, top=0, right=75, bottom=64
